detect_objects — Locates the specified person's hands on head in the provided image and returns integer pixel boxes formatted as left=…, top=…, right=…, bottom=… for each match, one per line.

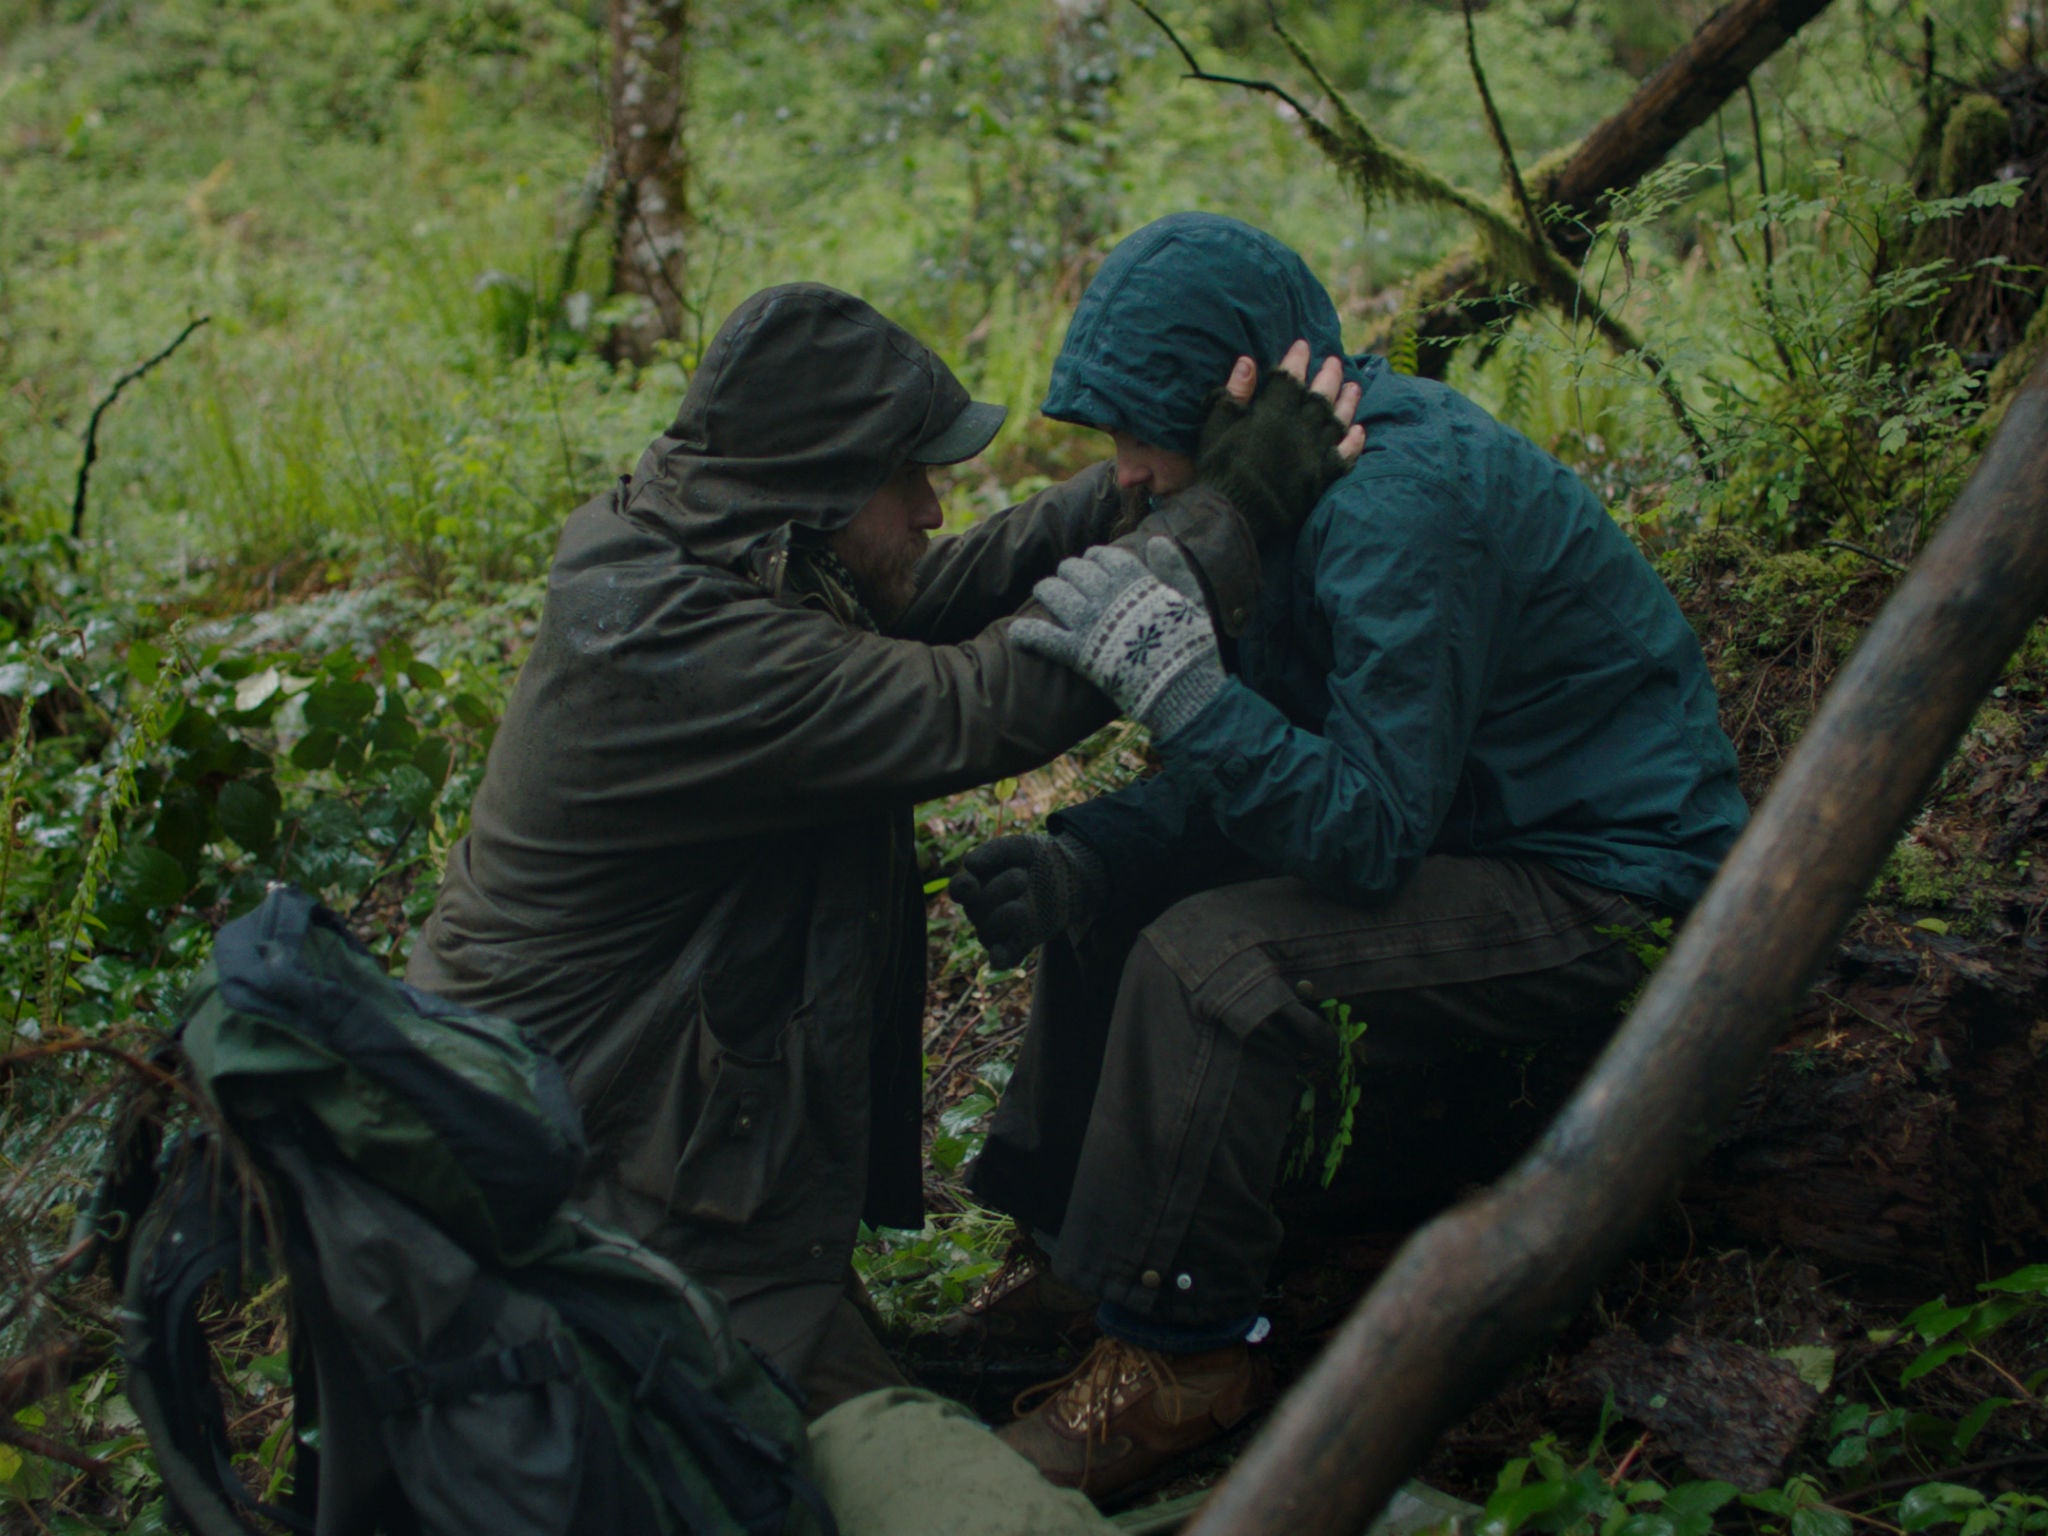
left=948, top=832, right=1108, bottom=970
left=1011, top=538, right=1227, bottom=742
left=1193, top=338, right=1366, bottom=545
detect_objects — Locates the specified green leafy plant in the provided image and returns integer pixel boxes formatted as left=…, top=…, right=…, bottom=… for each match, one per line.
left=1286, top=997, right=1369, bottom=1189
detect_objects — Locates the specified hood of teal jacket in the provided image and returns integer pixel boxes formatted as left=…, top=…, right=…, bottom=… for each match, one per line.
left=1042, top=213, right=1353, bottom=455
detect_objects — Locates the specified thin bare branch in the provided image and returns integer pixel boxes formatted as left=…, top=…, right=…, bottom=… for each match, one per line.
left=70, top=316, right=211, bottom=542
left=1462, top=0, right=1543, bottom=250
left=1126, top=0, right=1322, bottom=124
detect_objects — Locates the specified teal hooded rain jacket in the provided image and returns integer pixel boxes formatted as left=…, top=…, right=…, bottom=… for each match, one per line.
left=1045, top=213, right=1747, bottom=914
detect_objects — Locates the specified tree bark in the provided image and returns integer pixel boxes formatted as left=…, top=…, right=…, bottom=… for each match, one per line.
left=605, top=0, right=689, bottom=367
left=1396, top=0, right=1836, bottom=375
left=1183, top=352, right=2048, bottom=1536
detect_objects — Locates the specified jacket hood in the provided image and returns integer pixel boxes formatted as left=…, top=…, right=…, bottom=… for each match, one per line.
left=1042, top=213, right=1352, bottom=456
left=624, top=283, right=982, bottom=567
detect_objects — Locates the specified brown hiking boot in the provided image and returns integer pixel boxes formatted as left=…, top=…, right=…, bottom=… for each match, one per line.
left=996, top=1335, right=1273, bottom=1502
left=935, top=1233, right=1097, bottom=1351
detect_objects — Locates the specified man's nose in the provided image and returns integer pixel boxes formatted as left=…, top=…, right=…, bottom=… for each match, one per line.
left=1115, top=457, right=1151, bottom=492
left=913, top=488, right=945, bottom=529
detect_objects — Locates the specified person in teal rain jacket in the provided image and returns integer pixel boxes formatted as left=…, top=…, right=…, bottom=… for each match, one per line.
left=945, top=213, right=1749, bottom=1500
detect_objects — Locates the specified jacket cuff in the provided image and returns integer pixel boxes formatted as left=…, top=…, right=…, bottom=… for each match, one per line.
left=1131, top=485, right=1260, bottom=639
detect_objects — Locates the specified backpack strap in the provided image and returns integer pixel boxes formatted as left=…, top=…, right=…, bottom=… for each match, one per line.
left=120, top=1144, right=313, bottom=1536
left=363, top=1335, right=582, bottom=1416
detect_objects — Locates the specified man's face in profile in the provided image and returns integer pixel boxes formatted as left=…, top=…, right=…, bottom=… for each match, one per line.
left=1107, top=429, right=1196, bottom=532
left=830, top=462, right=945, bottom=629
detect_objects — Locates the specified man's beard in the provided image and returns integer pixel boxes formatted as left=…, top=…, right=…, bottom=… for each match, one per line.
left=830, top=524, right=927, bottom=631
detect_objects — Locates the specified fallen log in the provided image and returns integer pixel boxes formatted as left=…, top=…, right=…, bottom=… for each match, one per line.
left=1183, top=352, right=2048, bottom=1536
left=1392, top=0, right=1836, bottom=374
left=1687, top=932, right=2048, bottom=1285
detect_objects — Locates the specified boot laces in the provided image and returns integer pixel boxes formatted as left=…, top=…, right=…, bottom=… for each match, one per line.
left=1013, top=1337, right=1184, bottom=1443
left=965, top=1232, right=1049, bottom=1316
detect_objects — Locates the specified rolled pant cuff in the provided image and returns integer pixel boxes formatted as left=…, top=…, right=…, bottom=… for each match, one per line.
left=1098, top=1302, right=1258, bottom=1354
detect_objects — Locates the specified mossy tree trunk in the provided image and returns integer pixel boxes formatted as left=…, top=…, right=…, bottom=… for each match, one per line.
left=605, top=0, right=689, bottom=367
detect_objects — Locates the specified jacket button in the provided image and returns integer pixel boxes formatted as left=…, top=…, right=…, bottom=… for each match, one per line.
left=809, top=1244, right=825, bottom=1260
left=1294, top=978, right=1317, bottom=1001
left=1220, top=754, right=1249, bottom=788
left=1140, top=1269, right=1161, bottom=1289
left=1227, top=606, right=1247, bottom=628
left=1176, top=1273, right=1193, bottom=1291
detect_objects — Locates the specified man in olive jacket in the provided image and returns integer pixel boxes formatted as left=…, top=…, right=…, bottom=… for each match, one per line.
left=406, top=282, right=1356, bottom=1413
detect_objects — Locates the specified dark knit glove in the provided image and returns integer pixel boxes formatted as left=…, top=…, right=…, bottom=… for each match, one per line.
left=949, top=832, right=1107, bottom=970
left=1193, top=367, right=1350, bottom=545
left=1012, top=539, right=1226, bottom=741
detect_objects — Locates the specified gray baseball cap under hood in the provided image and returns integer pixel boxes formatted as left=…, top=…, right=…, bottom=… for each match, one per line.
left=622, top=283, right=1005, bottom=567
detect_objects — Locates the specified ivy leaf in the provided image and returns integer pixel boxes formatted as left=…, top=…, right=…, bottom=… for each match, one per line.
left=404, top=660, right=445, bottom=689
left=449, top=692, right=494, bottom=729
left=113, top=844, right=189, bottom=910
left=127, top=641, right=162, bottom=686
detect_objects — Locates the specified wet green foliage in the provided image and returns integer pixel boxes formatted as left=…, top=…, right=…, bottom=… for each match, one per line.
left=2, top=0, right=2046, bottom=1525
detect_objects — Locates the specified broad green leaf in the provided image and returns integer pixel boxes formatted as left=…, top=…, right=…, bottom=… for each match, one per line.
left=1951, top=1396, right=2010, bottom=1454
left=1962, top=1294, right=2030, bottom=1338
left=1913, top=916, right=1949, bottom=935
left=1978, top=1264, right=2048, bottom=1295
left=1775, top=1345, right=1835, bottom=1392
left=113, top=844, right=189, bottom=910
left=372, top=711, right=418, bottom=753
left=1790, top=1504, right=1851, bottom=1536
left=449, top=691, right=494, bottom=728
left=412, top=735, right=453, bottom=785
left=303, top=679, right=378, bottom=730
left=1901, top=1336, right=1970, bottom=1384
left=292, top=728, right=340, bottom=770
left=1663, top=1483, right=1738, bottom=1521
left=1482, top=1479, right=1568, bottom=1536
left=1901, top=1299, right=1971, bottom=1343
left=384, top=763, right=436, bottom=820
left=404, top=659, right=445, bottom=689
left=1827, top=1435, right=1868, bottom=1468
left=1899, top=1485, right=1986, bottom=1532
left=233, top=666, right=282, bottom=712
left=127, top=640, right=162, bottom=686
left=216, top=780, right=277, bottom=854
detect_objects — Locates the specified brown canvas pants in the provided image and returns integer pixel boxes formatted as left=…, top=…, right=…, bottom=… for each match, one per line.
left=970, top=855, right=1658, bottom=1327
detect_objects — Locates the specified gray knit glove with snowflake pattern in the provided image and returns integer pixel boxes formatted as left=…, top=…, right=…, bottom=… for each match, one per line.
left=1011, top=538, right=1226, bottom=741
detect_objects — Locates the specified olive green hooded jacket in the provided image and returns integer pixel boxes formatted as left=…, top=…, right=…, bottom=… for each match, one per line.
left=406, top=285, right=1256, bottom=1362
